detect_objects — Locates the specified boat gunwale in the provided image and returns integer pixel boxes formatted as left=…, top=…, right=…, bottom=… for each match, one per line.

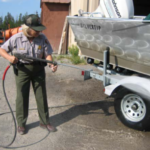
left=67, top=16, right=150, bottom=23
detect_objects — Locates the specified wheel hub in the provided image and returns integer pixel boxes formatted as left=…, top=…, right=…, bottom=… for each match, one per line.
left=131, top=103, right=139, bottom=111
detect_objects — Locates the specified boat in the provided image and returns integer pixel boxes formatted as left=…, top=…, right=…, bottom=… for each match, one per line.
left=67, top=0, right=150, bottom=76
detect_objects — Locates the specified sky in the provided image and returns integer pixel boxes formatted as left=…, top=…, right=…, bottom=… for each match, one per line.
left=0, top=0, right=41, bottom=19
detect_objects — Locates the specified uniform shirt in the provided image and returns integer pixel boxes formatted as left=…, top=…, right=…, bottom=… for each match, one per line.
left=1, top=32, right=53, bottom=63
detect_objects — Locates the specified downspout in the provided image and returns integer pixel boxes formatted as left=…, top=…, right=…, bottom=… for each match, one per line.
left=87, top=0, right=89, bottom=12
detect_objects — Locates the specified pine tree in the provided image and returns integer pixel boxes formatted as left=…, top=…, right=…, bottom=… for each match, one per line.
left=0, top=12, right=35, bottom=29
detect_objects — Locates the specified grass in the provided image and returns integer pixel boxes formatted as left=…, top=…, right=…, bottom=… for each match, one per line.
left=68, top=45, right=79, bottom=57
left=53, top=45, right=87, bottom=65
left=68, top=45, right=86, bottom=65
left=94, top=59, right=100, bottom=64
left=70, top=56, right=86, bottom=65
left=56, top=55, right=70, bottom=60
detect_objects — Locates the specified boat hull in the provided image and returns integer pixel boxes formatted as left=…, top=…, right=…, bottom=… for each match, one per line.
left=67, top=16, right=150, bottom=75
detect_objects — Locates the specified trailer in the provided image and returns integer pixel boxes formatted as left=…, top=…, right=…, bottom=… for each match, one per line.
left=67, top=0, right=150, bottom=131
left=80, top=49, right=150, bottom=131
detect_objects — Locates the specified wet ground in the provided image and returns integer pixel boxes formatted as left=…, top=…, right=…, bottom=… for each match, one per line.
left=0, top=57, right=150, bottom=150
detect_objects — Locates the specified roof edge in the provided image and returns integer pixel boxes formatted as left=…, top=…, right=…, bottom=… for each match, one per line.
left=41, top=0, right=71, bottom=3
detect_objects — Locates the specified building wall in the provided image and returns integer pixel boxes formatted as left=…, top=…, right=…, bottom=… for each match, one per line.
left=69, top=0, right=99, bottom=47
left=88, top=0, right=99, bottom=12
left=41, top=2, right=70, bottom=52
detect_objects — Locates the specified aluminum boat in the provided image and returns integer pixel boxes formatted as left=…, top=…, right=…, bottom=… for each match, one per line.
left=67, top=15, right=150, bottom=75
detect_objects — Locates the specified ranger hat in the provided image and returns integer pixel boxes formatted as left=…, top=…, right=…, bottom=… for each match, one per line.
left=25, top=14, right=46, bottom=31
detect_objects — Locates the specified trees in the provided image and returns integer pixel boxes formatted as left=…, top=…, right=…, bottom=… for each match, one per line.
left=0, top=17, right=3, bottom=29
left=15, top=13, right=28, bottom=28
left=4, top=12, right=15, bottom=29
left=0, top=12, right=40, bottom=30
left=0, top=12, right=16, bottom=30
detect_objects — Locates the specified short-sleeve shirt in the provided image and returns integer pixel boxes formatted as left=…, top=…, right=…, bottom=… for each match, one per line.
left=1, top=32, right=53, bottom=63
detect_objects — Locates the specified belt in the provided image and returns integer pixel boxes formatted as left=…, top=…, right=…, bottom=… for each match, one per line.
left=24, top=62, right=37, bottom=65
left=18, top=61, right=46, bottom=66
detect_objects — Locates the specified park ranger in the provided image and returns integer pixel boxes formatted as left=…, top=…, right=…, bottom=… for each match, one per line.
left=0, top=14, right=57, bottom=135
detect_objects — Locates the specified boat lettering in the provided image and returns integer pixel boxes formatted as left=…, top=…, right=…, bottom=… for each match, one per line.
left=80, top=24, right=101, bottom=30
left=112, top=0, right=121, bottom=18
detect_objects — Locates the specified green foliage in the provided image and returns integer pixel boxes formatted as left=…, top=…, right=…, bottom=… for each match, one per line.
left=71, top=56, right=86, bottom=64
left=57, top=55, right=66, bottom=60
left=68, top=45, right=86, bottom=64
left=94, top=59, right=100, bottom=64
left=0, top=12, right=40, bottom=30
left=68, top=45, right=79, bottom=57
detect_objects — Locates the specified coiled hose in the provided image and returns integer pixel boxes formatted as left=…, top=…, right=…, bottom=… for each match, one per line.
left=1, top=65, right=17, bottom=148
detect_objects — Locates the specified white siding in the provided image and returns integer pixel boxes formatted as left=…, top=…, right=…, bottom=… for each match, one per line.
left=69, top=0, right=99, bottom=50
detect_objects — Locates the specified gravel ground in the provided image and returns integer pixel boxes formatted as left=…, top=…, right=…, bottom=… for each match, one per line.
left=0, top=57, right=150, bottom=150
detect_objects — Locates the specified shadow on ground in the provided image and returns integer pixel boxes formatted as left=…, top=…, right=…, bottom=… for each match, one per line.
left=26, top=100, right=114, bottom=132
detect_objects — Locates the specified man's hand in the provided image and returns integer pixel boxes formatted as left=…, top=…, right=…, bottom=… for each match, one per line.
left=49, top=64, right=58, bottom=72
left=0, top=48, right=18, bottom=64
left=8, top=55, right=18, bottom=64
left=46, top=55, right=57, bottom=72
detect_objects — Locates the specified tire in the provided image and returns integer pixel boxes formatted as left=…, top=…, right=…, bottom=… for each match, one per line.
left=114, top=88, right=150, bottom=131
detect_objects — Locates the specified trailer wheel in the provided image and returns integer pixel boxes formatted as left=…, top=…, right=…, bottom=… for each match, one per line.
left=114, top=89, right=150, bottom=131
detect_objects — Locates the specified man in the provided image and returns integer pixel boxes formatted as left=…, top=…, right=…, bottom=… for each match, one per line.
left=0, top=14, right=57, bottom=135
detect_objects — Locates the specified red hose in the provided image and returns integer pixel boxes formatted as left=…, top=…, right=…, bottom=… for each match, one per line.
left=2, top=65, right=10, bottom=80
left=1, top=64, right=17, bottom=148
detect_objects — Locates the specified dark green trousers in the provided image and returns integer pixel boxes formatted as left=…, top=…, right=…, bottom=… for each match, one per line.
left=15, top=64, right=49, bottom=127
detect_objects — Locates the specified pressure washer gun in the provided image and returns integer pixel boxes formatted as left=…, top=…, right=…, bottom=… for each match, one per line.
left=13, top=52, right=90, bottom=72
left=13, top=53, right=58, bottom=66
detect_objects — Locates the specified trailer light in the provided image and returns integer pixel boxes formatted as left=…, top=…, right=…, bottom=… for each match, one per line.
left=81, top=71, right=85, bottom=76
left=103, top=88, right=105, bottom=92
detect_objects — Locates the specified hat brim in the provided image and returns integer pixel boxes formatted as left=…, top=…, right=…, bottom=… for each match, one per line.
left=30, top=24, right=46, bottom=31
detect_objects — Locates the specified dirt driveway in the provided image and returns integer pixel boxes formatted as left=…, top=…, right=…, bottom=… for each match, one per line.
left=0, top=57, right=150, bottom=150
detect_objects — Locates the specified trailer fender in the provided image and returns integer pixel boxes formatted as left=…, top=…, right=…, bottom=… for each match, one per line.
left=105, top=76, right=150, bottom=99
